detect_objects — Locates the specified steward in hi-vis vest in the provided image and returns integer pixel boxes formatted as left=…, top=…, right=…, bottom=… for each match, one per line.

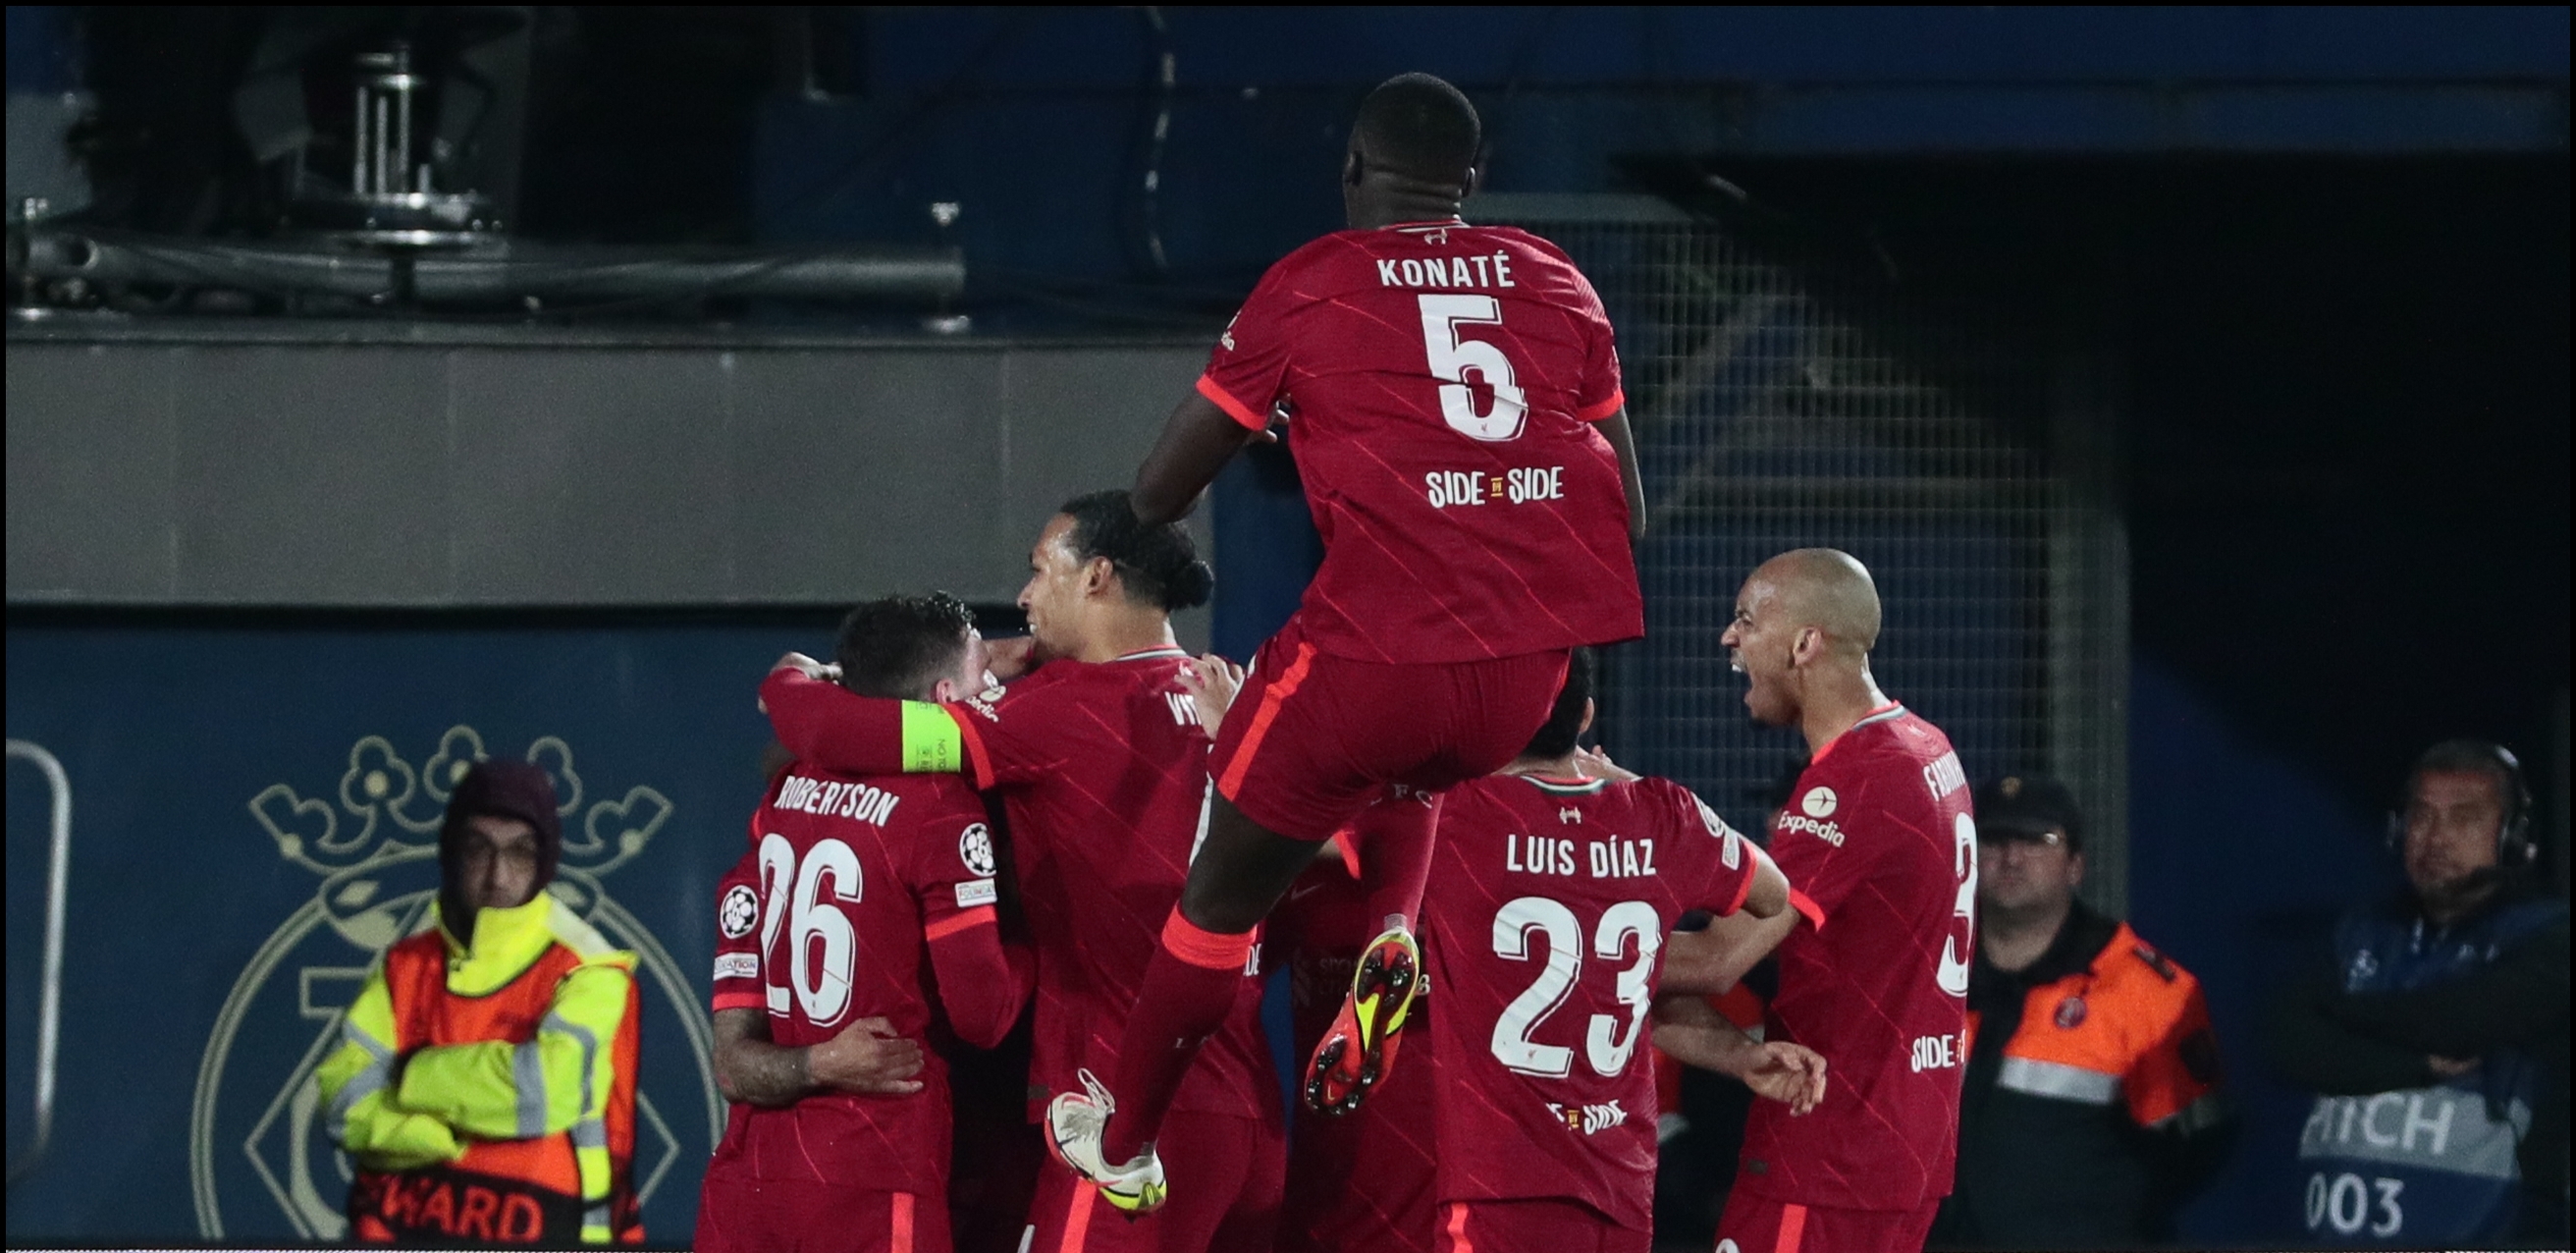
left=1936, top=775, right=2232, bottom=1250
left=316, top=760, right=644, bottom=1245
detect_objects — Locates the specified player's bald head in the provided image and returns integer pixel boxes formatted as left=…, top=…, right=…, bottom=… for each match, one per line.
left=1750, top=548, right=1881, bottom=655
left=1351, top=73, right=1479, bottom=187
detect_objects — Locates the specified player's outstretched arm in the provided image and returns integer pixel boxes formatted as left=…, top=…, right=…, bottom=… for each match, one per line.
left=1739, top=843, right=1790, bottom=919
left=713, top=1008, right=925, bottom=1107
left=761, top=659, right=970, bottom=778
left=1659, top=906, right=1798, bottom=996
left=1133, top=390, right=1269, bottom=525
left=1588, top=407, right=1646, bottom=541
left=926, top=923, right=1035, bottom=1050
left=1651, top=994, right=1825, bottom=1116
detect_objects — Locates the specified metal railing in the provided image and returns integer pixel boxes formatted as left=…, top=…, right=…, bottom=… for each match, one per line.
left=7, top=738, right=71, bottom=1184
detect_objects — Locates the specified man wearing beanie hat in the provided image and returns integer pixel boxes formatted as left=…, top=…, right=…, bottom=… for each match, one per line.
left=316, top=759, right=645, bottom=1244
left=1931, top=774, right=2231, bottom=1249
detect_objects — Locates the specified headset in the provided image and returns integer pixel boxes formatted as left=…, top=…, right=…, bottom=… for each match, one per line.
left=2386, top=739, right=2537, bottom=869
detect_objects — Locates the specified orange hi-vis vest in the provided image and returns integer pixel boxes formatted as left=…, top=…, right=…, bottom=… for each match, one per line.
left=316, top=893, right=644, bottom=1245
left=1964, top=919, right=2224, bottom=1133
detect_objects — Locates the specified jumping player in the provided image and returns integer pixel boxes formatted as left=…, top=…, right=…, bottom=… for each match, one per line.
left=1060, top=71, right=1648, bottom=1212
left=697, top=593, right=1035, bottom=1253
left=1663, top=549, right=1978, bottom=1253
left=757, top=495, right=1286, bottom=1251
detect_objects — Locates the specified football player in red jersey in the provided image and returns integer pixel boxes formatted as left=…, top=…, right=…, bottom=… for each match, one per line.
left=698, top=593, right=1035, bottom=1253
left=1058, top=72, right=1651, bottom=1213
left=756, top=494, right=1286, bottom=1252
left=1656, top=549, right=1979, bottom=1253
left=1414, top=647, right=1818, bottom=1252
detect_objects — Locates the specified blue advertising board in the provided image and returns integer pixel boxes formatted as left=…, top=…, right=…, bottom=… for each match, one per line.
left=5, top=615, right=843, bottom=1243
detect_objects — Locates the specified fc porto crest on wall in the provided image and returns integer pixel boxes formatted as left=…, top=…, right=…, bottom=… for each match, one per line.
left=188, top=728, right=721, bottom=1240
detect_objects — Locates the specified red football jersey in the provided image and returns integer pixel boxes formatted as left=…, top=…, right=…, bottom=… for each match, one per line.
left=1418, top=772, right=1766, bottom=1232
left=1198, top=222, right=1644, bottom=664
left=705, top=768, right=1006, bottom=1194
left=946, top=648, right=1274, bottom=1120
left=1738, top=704, right=1976, bottom=1212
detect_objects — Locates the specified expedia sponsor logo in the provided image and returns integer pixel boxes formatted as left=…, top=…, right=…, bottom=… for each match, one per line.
left=1777, top=812, right=1847, bottom=847
left=1544, top=1099, right=1630, bottom=1135
left=1425, top=466, right=1566, bottom=510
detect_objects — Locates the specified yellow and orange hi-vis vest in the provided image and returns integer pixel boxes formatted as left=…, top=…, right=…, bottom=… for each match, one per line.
left=315, top=893, right=643, bottom=1245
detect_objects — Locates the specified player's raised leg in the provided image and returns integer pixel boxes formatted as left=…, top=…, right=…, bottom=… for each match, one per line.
left=1078, top=793, right=1323, bottom=1175
left=1304, top=792, right=1437, bottom=1117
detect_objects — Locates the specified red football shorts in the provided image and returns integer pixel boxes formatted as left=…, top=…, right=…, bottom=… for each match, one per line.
left=695, top=1175, right=950, bottom=1253
left=1023, top=1110, right=1284, bottom=1253
left=1433, top=1198, right=1649, bottom=1253
left=1716, top=1192, right=1940, bottom=1253
left=1211, top=614, right=1571, bottom=843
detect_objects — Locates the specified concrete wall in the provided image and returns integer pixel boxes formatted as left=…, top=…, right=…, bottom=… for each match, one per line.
left=6, top=323, right=1212, bottom=638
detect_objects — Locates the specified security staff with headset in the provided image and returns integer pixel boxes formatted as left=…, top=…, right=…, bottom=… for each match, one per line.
left=2266, top=739, right=2570, bottom=1247
left=1931, top=774, right=2233, bottom=1250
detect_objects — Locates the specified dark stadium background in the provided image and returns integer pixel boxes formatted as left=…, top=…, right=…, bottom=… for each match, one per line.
left=6, top=7, right=2566, bottom=1247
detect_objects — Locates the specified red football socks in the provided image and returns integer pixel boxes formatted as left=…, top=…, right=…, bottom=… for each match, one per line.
left=1356, top=792, right=1439, bottom=937
left=1101, top=909, right=1254, bottom=1163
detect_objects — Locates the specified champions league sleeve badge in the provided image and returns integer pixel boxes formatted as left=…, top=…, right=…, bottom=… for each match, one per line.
left=190, top=727, right=723, bottom=1241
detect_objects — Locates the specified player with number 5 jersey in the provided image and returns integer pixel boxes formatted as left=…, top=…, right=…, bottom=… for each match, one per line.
left=1069, top=73, right=1649, bottom=1218
left=1187, top=165, right=1641, bottom=665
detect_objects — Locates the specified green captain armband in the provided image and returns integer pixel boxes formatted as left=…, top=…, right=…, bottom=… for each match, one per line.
left=900, top=701, right=966, bottom=773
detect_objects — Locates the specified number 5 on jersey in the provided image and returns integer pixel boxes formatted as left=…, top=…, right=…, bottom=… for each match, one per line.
left=1420, top=294, right=1528, bottom=442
